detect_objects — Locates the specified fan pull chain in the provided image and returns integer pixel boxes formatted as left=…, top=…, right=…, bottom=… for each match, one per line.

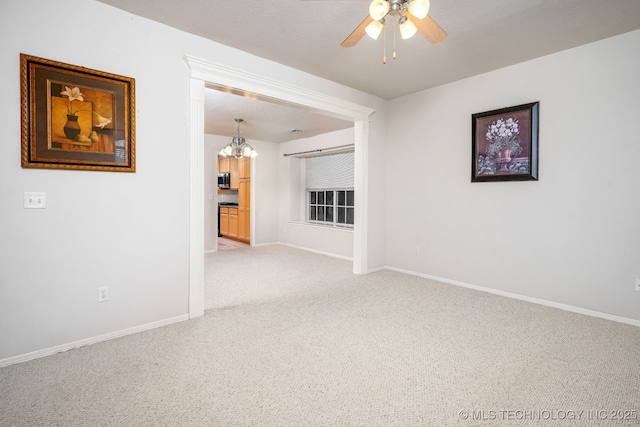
left=382, top=21, right=387, bottom=64
left=393, top=16, right=397, bottom=60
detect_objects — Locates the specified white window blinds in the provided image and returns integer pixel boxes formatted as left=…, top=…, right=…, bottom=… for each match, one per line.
left=306, top=152, right=354, bottom=190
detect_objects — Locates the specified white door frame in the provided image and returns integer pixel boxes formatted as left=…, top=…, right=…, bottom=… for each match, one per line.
left=184, top=55, right=374, bottom=318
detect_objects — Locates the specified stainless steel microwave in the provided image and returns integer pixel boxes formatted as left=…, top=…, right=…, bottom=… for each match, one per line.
left=217, top=172, right=230, bottom=189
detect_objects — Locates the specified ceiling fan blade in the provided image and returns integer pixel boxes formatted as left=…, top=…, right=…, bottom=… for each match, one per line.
left=341, top=15, right=374, bottom=47
left=407, top=12, right=448, bottom=44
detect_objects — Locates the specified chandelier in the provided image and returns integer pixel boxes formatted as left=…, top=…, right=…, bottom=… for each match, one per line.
left=218, top=118, right=257, bottom=159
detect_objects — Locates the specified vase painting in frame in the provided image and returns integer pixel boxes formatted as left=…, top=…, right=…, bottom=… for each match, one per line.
left=21, top=54, right=135, bottom=172
left=471, top=102, right=539, bottom=182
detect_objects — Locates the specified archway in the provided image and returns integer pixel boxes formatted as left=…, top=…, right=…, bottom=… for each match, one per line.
left=184, top=55, right=374, bottom=318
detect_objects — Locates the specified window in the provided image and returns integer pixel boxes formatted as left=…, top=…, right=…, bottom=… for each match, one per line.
left=306, top=152, right=354, bottom=227
left=308, top=190, right=354, bottom=227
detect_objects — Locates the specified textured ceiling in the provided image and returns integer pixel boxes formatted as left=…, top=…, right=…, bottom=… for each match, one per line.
left=204, top=88, right=353, bottom=143
left=96, top=0, right=640, bottom=142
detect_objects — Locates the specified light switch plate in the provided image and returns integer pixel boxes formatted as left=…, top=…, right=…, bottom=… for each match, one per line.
left=24, top=192, right=46, bottom=209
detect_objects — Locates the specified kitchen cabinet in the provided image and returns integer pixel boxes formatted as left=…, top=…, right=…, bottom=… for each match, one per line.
left=238, top=157, right=250, bottom=179
left=220, top=207, right=230, bottom=235
left=230, top=157, right=239, bottom=189
left=217, top=156, right=250, bottom=243
left=228, top=208, right=238, bottom=238
left=218, top=157, right=230, bottom=173
left=218, top=157, right=246, bottom=189
left=219, top=206, right=238, bottom=238
left=238, top=178, right=250, bottom=243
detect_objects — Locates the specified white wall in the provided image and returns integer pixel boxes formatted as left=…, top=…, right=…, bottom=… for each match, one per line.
left=365, top=105, right=388, bottom=270
left=204, top=135, right=219, bottom=251
left=251, top=139, right=281, bottom=245
left=0, top=0, right=386, bottom=362
left=278, top=128, right=357, bottom=259
left=0, top=0, right=192, bottom=361
left=386, top=30, right=640, bottom=322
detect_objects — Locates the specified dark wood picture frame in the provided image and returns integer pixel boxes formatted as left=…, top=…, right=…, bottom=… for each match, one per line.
left=21, top=54, right=135, bottom=172
left=472, top=102, right=538, bottom=182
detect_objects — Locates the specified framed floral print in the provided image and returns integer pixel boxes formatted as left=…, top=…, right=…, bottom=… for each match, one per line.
left=21, top=54, right=135, bottom=172
left=472, top=102, right=539, bottom=182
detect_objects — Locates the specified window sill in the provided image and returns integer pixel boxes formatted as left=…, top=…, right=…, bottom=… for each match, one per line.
left=288, top=221, right=354, bottom=233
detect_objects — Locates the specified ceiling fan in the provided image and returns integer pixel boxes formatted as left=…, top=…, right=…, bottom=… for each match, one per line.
left=341, top=0, right=447, bottom=48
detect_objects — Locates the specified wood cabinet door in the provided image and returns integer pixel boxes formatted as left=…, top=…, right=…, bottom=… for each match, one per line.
left=238, top=157, right=251, bottom=179
left=230, top=158, right=239, bottom=189
left=238, top=179, right=250, bottom=242
left=228, top=208, right=238, bottom=238
left=220, top=208, right=229, bottom=236
left=238, top=209, right=248, bottom=242
left=218, top=157, right=230, bottom=173
left=239, top=178, right=250, bottom=209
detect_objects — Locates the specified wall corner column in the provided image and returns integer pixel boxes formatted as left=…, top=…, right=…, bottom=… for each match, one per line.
left=353, top=119, right=369, bottom=274
left=189, top=77, right=205, bottom=318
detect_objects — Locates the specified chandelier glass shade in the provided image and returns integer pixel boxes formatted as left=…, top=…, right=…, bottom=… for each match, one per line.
left=218, top=118, right=257, bottom=159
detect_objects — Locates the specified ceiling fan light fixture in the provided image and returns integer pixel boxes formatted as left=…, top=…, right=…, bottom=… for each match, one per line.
left=365, top=19, right=384, bottom=40
left=340, top=0, right=447, bottom=58
left=408, top=0, right=430, bottom=20
left=399, top=18, right=417, bottom=39
left=369, top=0, right=390, bottom=21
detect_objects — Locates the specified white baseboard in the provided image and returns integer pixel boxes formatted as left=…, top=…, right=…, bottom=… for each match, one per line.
left=366, top=265, right=387, bottom=273
left=383, top=266, right=640, bottom=328
left=0, top=314, right=190, bottom=368
left=252, top=242, right=275, bottom=247
left=277, top=242, right=353, bottom=261
left=248, top=241, right=353, bottom=262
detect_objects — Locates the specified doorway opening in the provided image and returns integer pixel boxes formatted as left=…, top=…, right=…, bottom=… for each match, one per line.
left=186, top=55, right=374, bottom=318
left=204, top=84, right=355, bottom=254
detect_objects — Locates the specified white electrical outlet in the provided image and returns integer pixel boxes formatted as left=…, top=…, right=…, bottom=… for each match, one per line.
left=635, top=279, right=640, bottom=292
left=98, top=286, right=109, bottom=302
left=414, top=245, right=420, bottom=254
left=24, top=192, right=46, bottom=209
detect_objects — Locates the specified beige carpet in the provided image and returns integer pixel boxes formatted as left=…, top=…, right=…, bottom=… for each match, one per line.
left=1, top=244, right=639, bottom=426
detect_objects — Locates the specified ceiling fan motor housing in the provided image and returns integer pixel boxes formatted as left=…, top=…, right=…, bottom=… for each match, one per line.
left=389, top=0, right=406, bottom=15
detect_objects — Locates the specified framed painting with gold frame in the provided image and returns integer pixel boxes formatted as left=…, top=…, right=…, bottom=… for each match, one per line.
left=21, top=54, right=135, bottom=172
